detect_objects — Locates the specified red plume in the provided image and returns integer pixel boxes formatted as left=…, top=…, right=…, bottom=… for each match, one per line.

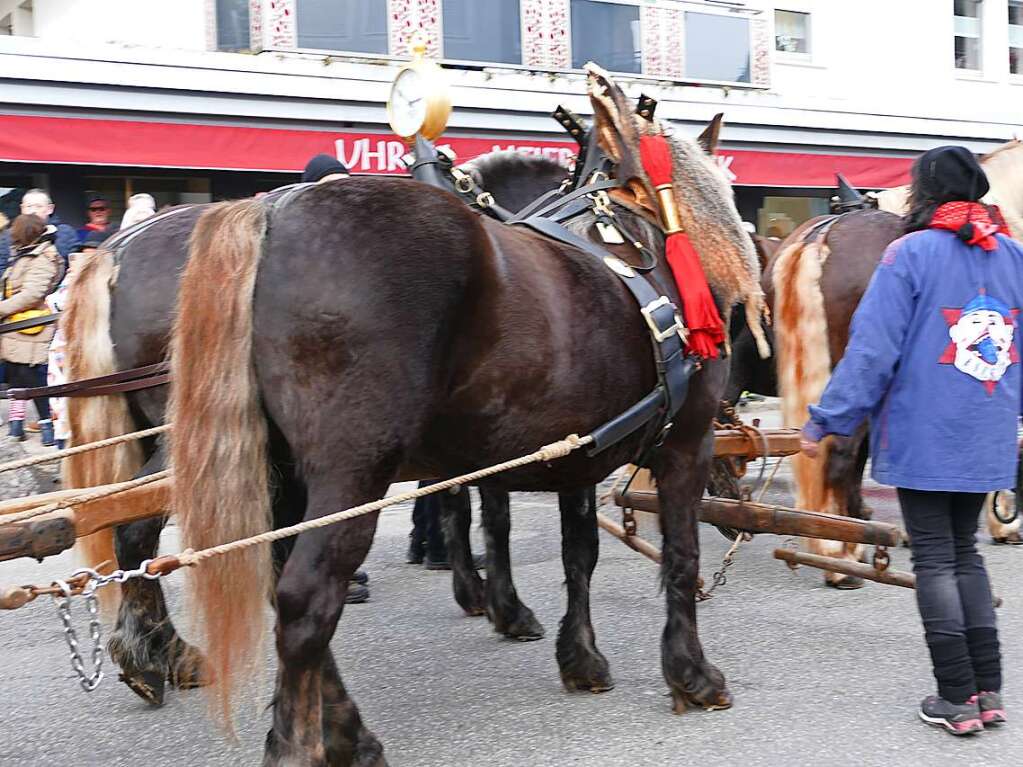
left=639, top=134, right=725, bottom=359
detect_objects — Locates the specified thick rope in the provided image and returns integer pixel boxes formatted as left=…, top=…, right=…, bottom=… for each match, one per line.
left=0, top=423, right=171, bottom=475
left=178, top=434, right=591, bottom=567
left=0, top=470, right=170, bottom=526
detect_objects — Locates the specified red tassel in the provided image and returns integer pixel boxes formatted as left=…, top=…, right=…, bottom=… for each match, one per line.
left=638, top=134, right=725, bottom=359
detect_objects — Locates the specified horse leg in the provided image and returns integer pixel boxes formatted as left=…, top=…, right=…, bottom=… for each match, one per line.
left=652, top=426, right=732, bottom=714
left=108, top=448, right=207, bottom=706
left=320, top=653, right=386, bottom=767
left=556, top=486, right=612, bottom=691
left=265, top=475, right=386, bottom=767
left=815, top=428, right=870, bottom=589
left=440, top=487, right=486, bottom=616
left=477, top=485, right=544, bottom=640
left=986, top=492, right=1022, bottom=544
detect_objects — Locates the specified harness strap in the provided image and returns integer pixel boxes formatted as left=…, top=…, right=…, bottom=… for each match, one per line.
left=513, top=215, right=697, bottom=457
left=507, top=179, right=619, bottom=223
left=6, top=361, right=170, bottom=400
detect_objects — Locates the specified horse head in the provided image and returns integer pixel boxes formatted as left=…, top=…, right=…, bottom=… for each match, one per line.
left=584, top=64, right=769, bottom=358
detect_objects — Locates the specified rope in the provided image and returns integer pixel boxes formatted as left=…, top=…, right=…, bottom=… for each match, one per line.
left=0, top=423, right=171, bottom=475
left=0, top=470, right=170, bottom=526
left=177, top=434, right=591, bottom=567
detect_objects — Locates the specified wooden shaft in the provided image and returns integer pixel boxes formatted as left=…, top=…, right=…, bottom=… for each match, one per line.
left=0, top=479, right=170, bottom=563
left=614, top=491, right=903, bottom=548
left=712, top=428, right=802, bottom=458
left=596, top=512, right=661, bottom=564
left=773, top=548, right=916, bottom=589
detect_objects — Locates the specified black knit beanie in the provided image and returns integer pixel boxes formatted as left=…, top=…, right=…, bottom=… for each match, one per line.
left=912, top=145, right=990, bottom=204
left=301, top=154, right=350, bottom=183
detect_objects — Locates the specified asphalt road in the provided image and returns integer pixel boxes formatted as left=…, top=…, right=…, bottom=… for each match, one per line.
left=1, top=405, right=1020, bottom=767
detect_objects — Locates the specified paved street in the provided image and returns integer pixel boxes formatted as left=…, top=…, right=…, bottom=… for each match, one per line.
left=0, top=403, right=1020, bottom=767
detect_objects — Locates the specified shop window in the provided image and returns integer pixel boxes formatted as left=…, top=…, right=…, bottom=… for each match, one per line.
left=296, top=0, right=388, bottom=55
left=685, top=12, right=750, bottom=83
left=442, top=0, right=521, bottom=65
left=954, top=0, right=983, bottom=71
left=1010, top=1, right=1023, bottom=75
left=757, top=196, right=829, bottom=239
left=216, top=0, right=250, bottom=51
left=571, top=0, right=641, bottom=74
left=775, top=10, right=810, bottom=56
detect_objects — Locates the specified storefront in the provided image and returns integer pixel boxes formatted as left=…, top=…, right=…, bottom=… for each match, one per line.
left=0, top=112, right=914, bottom=234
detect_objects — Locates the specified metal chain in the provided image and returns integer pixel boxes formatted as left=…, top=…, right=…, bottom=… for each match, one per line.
left=697, top=531, right=752, bottom=602
left=53, top=560, right=164, bottom=693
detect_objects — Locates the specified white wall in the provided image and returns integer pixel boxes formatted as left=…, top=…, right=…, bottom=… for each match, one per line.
left=29, top=0, right=208, bottom=50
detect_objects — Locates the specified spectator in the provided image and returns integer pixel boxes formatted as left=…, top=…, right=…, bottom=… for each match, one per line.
left=77, top=195, right=116, bottom=242
left=45, top=229, right=106, bottom=450
left=120, top=193, right=156, bottom=229
left=0, top=214, right=63, bottom=445
left=301, top=153, right=350, bottom=183
left=0, top=189, right=77, bottom=270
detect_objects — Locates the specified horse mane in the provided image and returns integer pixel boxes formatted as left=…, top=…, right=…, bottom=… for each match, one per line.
left=979, top=139, right=1023, bottom=240
left=458, top=150, right=569, bottom=213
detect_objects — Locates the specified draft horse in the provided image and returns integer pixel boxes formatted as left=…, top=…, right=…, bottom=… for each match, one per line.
left=168, top=67, right=765, bottom=765
left=62, top=150, right=571, bottom=704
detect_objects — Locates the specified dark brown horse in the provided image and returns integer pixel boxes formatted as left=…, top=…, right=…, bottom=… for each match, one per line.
left=168, top=68, right=764, bottom=764
left=63, top=151, right=572, bottom=704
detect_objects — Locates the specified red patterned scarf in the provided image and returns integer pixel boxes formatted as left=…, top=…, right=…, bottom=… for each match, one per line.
left=928, top=201, right=1011, bottom=252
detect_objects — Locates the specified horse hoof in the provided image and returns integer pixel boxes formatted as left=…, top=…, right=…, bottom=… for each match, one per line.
left=560, top=664, right=615, bottom=693
left=168, top=640, right=211, bottom=689
left=463, top=606, right=487, bottom=617
left=993, top=533, right=1023, bottom=545
left=672, top=688, right=733, bottom=714
left=500, top=614, right=545, bottom=642
left=826, top=574, right=865, bottom=590
left=119, top=670, right=166, bottom=707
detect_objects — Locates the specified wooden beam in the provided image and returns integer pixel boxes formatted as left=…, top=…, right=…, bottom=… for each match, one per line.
left=0, top=478, right=169, bottom=563
left=596, top=512, right=661, bottom=564
left=712, top=427, right=802, bottom=459
left=614, top=490, right=903, bottom=548
left=773, top=548, right=915, bottom=589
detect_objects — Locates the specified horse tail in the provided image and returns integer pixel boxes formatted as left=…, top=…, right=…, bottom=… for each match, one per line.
left=169, top=198, right=271, bottom=727
left=62, top=248, right=144, bottom=596
left=772, top=232, right=833, bottom=514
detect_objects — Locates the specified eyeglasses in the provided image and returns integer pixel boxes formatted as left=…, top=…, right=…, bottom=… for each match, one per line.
left=89, top=205, right=109, bottom=212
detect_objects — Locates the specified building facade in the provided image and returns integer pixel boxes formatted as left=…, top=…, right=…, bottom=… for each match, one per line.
left=1, top=0, right=1021, bottom=235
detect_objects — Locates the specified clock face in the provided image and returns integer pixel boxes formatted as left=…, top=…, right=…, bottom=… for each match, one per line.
left=388, top=68, right=429, bottom=139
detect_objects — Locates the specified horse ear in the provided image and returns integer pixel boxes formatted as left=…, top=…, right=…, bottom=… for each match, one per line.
left=585, top=63, right=638, bottom=165
left=697, top=113, right=724, bottom=155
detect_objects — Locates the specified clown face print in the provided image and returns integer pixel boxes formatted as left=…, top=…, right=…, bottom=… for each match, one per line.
left=940, top=293, right=1020, bottom=394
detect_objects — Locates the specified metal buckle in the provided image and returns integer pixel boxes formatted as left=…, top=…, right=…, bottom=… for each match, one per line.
left=641, top=296, right=686, bottom=344
left=589, top=189, right=614, bottom=217
left=450, top=168, right=475, bottom=194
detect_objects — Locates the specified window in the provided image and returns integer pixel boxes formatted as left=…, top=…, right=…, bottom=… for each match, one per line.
left=442, top=0, right=521, bottom=65
left=775, top=10, right=810, bottom=55
left=685, top=12, right=750, bottom=83
left=954, top=0, right=982, bottom=70
left=296, top=0, right=388, bottom=55
left=571, top=0, right=641, bottom=75
left=216, top=0, right=250, bottom=52
left=1011, top=1, right=1023, bottom=74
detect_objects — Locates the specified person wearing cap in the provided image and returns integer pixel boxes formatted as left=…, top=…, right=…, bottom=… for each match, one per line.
left=77, top=195, right=116, bottom=243
left=0, top=214, right=63, bottom=444
left=301, top=153, right=350, bottom=184
left=801, top=146, right=1022, bottom=735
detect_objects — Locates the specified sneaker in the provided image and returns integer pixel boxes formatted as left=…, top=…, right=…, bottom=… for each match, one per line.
left=919, top=695, right=984, bottom=736
left=353, top=569, right=369, bottom=586
left=345, top=583, right=370, bottom=604
left=978, top=691, right=1007, bottom=726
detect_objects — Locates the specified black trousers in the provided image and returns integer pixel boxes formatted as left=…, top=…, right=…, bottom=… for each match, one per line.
left=411, top=479, right=448, bottom=561
left=6, top=362, right=50, bottom=420
left=898, top=488, right=1002, bottom=703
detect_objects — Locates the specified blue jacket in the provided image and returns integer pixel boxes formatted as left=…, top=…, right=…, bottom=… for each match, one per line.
left=804, top=228, right=1023, bottom=492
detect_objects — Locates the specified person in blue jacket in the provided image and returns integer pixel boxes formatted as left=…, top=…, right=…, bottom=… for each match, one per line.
left=801, top=145, right=1019, bottom=736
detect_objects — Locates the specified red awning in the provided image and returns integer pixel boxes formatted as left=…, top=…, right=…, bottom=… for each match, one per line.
left=0, top=114, right=911, bottom=188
